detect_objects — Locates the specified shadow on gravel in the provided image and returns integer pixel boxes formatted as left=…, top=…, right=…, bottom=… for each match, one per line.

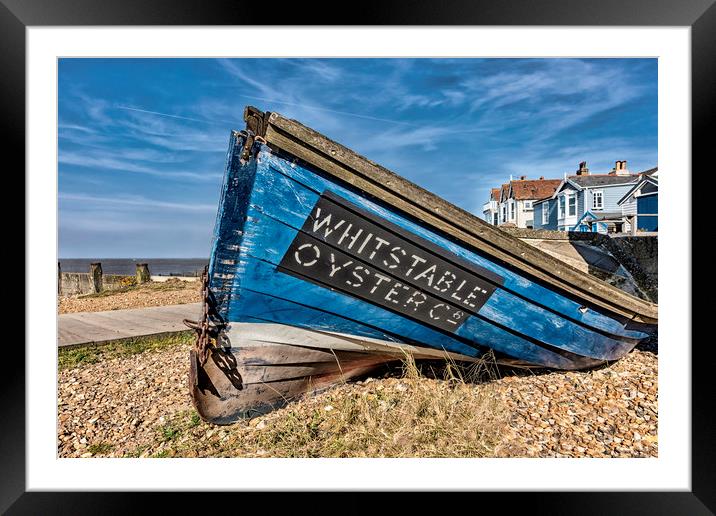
left=635, top=333, right=658, bottom=355
left=357, top=331, right=658, bottom=386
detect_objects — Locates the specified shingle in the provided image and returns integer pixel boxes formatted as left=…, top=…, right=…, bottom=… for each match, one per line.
left=568, top=174, right=640, bottom=187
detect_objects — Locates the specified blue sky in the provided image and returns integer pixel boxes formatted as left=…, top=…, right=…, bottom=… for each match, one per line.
left=58, top=58, right=657, bottom=258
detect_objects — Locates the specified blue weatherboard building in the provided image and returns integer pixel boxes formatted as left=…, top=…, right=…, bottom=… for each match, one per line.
left=532, top=161, right=656, bottom=234
left=618, top=169, right=658, bottom=233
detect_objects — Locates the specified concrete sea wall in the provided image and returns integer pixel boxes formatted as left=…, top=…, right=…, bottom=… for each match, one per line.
left=58, top=262, right=149, bottom=297
left=500, top=228, right=658, bottom=302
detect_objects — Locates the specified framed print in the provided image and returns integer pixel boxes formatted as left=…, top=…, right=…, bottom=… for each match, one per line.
left=3, top=0, right=711, bottom=513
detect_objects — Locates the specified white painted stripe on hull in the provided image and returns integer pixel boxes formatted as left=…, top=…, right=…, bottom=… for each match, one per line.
left=225, top=322, right=478, bottom=362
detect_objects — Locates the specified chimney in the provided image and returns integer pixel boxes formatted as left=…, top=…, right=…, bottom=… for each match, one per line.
left=614, top=160, right=628, bottom=175
left=519, top=175, right=526, bottom=180
left=576, top=161, right=589, bottom=176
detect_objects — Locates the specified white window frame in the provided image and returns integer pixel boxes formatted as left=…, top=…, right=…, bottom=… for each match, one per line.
left=558, top=195, right=566, bottom=219
left=542, top=204, right=549, bottom=225
left=509, top=200, right=515, bottom=220
left=524, top=201, right=532, bottom=210
left=592, top=190, right=604, bottom=210
left=568, top=193, right=577, bottom=217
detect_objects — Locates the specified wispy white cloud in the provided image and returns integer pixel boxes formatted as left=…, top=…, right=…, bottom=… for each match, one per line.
left=237, top=94, right=419, bottom=127
left=58, top=150, right=221, bottom=182
left=460, top=60, right=647, bottom=141
left=59, top=192, right=217, bottom=213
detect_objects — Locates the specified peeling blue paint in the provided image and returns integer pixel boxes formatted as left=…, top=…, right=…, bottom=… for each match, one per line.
left=206, top=133, right=651, bottom=369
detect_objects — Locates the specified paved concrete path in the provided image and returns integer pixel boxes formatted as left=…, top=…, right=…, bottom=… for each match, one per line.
left=58, top=303, right=202, bottom=347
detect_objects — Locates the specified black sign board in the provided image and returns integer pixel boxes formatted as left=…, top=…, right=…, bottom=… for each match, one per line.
left=277, top=192, right=503, bottom=334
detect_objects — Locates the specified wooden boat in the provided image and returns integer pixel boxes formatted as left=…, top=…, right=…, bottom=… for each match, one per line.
left=187, top=106, right=658, bottom=424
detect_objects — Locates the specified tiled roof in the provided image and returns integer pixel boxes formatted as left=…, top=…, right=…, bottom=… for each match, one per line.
left=509, top=179, right=562, bottom=200
left=490, top=188, right=501, bottom=202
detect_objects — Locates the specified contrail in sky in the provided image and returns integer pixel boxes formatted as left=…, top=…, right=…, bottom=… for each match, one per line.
left=116, top=105, right=239, bottom=126
left=236, top=94, right=419, bottom=127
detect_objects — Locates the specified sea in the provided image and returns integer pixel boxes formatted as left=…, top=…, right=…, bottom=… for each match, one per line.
left=58, top=258, right=209, bottom=277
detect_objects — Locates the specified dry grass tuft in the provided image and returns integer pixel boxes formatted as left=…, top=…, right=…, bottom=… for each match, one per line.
left=154, top=351, right=508, bottom=458
left=58, top=331, right=194, bottom=370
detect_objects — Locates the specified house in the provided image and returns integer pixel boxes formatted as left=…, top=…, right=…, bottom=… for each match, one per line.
left=482, top=187, right=501, bottom=225
left=497, top=183, right=510, bottom=225
left=492, top=176, right=561, bottom=228
left=618, top=167, right=658, bottom=233
left=533, top=161, right=643, bottom=233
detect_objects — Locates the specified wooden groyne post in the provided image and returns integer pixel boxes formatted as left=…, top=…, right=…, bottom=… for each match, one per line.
left=136, top=263, right=151, bottom=284
left=90, top=262, right=103, bottom=293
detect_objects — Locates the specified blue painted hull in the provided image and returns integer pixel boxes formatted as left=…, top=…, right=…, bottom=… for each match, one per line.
left=206, top=132, right=654, bottom=372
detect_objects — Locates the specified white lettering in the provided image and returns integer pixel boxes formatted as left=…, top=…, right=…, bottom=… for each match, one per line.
left=446, top=310, right=464, bottom=326
left=463, top=285, right=485, bottom=308
left=369, top=272, right=391, bottom=294
left=385, top=282, right=410, bottom=304
left=414, top=264, right=437, bottom=286
left=429, top=303, right=445, bottom=320
left=405, top=290, right=426, bottom=311
left=357, top=232, right=373, bottom=254
left=337, top=223, right=357, bottom=246
left=328, top=253, right=353, bottom=277
left=368, top=237, right=390, bottom=260
left=311, top=207, right=333, bottom=237
left=346, top=266, right=369, bottom=287
left=433, top=270, right=456, bottom=293
left=346, top=228, right=364, bottom=250
left=450, top=279, right=467, bottom=302
left=406, top=255, right=427, bottom=277
left=294, top=243, right=320, bottom=267
left=383, top=246, right=405, bottom=269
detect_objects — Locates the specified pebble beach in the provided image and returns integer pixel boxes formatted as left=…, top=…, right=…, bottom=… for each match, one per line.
left=57, top=287, right=657, bottom=458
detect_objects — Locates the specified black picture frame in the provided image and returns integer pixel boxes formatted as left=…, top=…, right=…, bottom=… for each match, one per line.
left=3, top=1, right=710, bottom=513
